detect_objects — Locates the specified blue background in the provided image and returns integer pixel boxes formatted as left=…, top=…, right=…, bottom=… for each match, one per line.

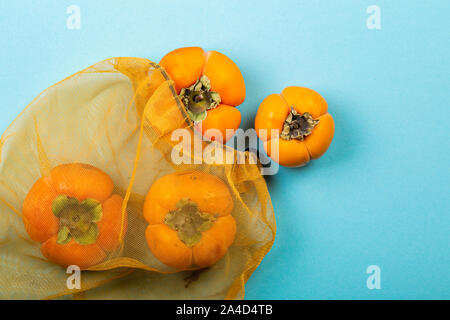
left=0, top=0, right=448, bottom=299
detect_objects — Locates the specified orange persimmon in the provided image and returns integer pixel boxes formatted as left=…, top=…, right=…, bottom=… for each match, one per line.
left=159, top=47, right=245, bottom=143
left=255, top=87, right=334, bottom=167
left=22, top=163, right=127, bottom=269
left=143, top=171, right=236, bottom=269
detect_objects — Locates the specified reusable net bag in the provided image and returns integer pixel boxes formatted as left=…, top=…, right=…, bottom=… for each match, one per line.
left=0, top=58, right=276, bottom=299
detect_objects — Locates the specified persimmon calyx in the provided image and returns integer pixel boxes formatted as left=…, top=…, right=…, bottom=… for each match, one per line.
left=164, top=198, right=216, bottom=247
left=179, top=75, right=221, bottom=122
left=52, top=195, right=102, bottom=245
left=280, top=107, right=319, bottom=141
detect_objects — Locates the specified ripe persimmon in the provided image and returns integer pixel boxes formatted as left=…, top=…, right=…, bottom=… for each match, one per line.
left=159, top=47, right=245, bottom=143
left=143, top=171, right=236, bottom=269
left=255, top=87, right=334, bottom=167
left=22, top=163, right=127, bottom=269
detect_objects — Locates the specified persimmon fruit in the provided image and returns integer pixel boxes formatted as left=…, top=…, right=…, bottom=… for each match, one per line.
left=143, top=171, right=236, bottom=269
left=159, top=47, right=245, bottom=143
left=22, top=163, right=127, bottom=269
left=255, top=87, right=334, bottom=167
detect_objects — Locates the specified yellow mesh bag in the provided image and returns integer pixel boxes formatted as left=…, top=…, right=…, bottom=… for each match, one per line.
left=0, top=58, right=276, bottom=299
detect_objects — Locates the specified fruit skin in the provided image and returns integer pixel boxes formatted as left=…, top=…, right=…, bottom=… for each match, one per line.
left=159, top=47, right=246, bottom=143
left=255, top=87, right=335, bottom=167
left=143, top=171, right=236, bottom=269
left=22, top=163, right=126, bottom=269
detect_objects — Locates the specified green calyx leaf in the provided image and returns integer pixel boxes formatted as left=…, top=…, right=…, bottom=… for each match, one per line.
left=81, top=198, right=102, bottom=222
left=51, top=195, right=103, bottom=246
left=209, top=92, right=221, bottom=105
left=187, top=110, right=207, bottom=122
left=52, top=195, right=78, bottom=217
left=165, top=198, right=216, bottom=247
left=73, top=223, right=99, bottom=245
left=178, top=231, right=202, bottom=247
left=56, top=226, right=72, bottom=244
left=198, top=220, right=214, bottom=232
